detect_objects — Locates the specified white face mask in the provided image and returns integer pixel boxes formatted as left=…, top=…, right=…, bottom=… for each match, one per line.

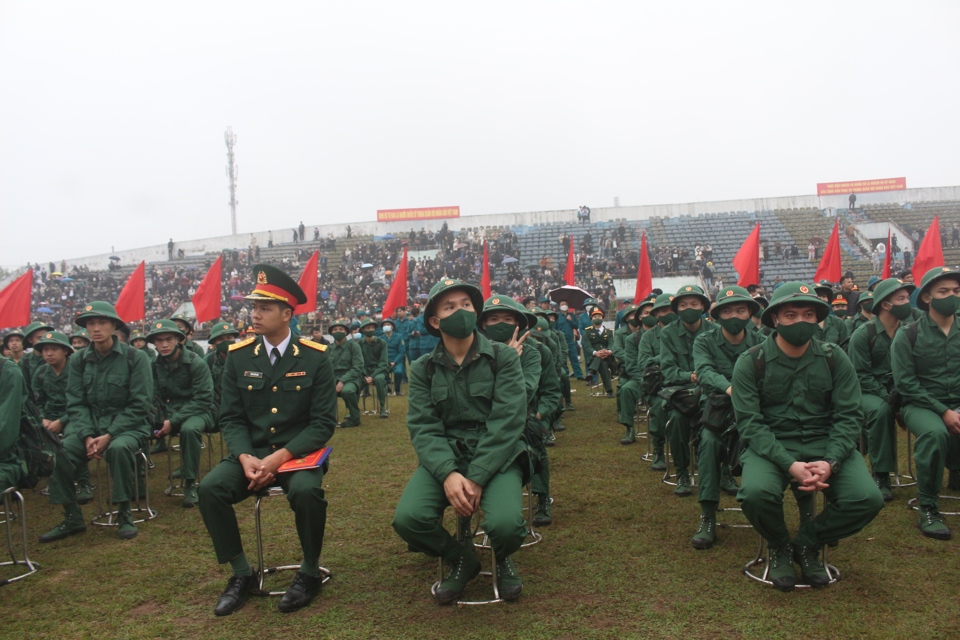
left=560, top=305, right=568, bottom=311
left=383, top=326, right=393, bottom=333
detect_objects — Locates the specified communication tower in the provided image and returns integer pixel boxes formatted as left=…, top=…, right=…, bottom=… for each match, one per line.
left=225, top=127, right=239, bottom=235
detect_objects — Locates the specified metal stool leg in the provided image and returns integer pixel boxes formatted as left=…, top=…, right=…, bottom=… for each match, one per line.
left=92, top=450, right=157, bottom=526
left=165, top=435, right=185, bottom=497
left=521, top=487, right=543, bottom=548
left=891, top=429, right=916, bottom=489
left=431, top=511, right=503, bottom=606
left=0, top=487, right=40, bottom=585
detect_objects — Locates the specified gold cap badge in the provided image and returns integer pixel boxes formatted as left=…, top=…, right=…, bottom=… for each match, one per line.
left=257, top=271, right=268, bottom=285
left=799, top=286, right=810, bottom=294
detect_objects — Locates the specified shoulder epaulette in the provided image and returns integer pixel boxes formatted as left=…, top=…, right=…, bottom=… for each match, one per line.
left=299, top=337, right=327, bottom=352
left=229, top=336, right=256, bottom=352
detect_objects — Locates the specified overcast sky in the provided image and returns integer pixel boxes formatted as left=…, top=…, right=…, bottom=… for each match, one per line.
left=2, top=1, right=958, bottom=268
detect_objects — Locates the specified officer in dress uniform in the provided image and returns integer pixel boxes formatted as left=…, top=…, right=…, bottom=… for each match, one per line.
left=582, top=307, right=615, bottom=397
left=392, top=279, right=528, bottom=604
left=198, top=264, right=338, bottom=615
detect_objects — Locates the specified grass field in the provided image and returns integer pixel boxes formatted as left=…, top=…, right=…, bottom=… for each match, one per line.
left=2, top=386, right=959, bottom=639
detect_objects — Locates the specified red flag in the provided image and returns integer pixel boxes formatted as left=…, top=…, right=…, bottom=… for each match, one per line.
left=564, top=235, right=575, bottom=286
left=294, top=251, right=319, bottom=316
left=115, top=261, right=146, bottom=323
left=480, top=241, right=491, bottom=299
left=633, top=231, right=652, bottom=303
left=881, top=228, right=892, bottom=280
left=381, top=246, right=409, bottom=320
left=733, top=223, right=761, bottom=287
left=912, top=215, right=944, bottom=280
left=192, top=255, right=223, bottom=324
left=0, top=269, right=33, bottom=330
left=814, top=220, right=843, bottom=283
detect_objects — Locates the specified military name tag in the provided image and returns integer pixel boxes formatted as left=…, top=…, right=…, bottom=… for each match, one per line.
left=285, top=371, right=306, bottom=377
left=243, top=371, right=264, bottom=378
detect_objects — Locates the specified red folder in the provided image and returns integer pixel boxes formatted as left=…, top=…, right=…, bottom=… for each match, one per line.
left=277, top=447, right=332, bottom=473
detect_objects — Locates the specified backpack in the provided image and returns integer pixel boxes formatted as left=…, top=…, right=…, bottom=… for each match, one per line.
left=1, top=359, right=62, bottom=490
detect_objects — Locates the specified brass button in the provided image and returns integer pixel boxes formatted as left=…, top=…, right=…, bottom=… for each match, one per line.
left=248, top=385, right=253, bottom=391
left=296, top=385, right=301, bottom=391
left=272, top=386, right=277, bottom=392
left=271, top=408, right=278, bottom=414
left=270, top=427, right=276, bottom=433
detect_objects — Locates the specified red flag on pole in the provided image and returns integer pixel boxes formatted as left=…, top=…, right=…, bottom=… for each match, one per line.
left=293, top=251, right=319, bottom=316
left=633, top=231, right=653, bottom=303
left=881, top=228, right=892, bottom=279
left=814, top=220, right=843, bottom=283
left=480, top=240, right=491, bottom=299
left=381, top=246, right=409, bottom=320
left=732, top=223, right=761, bottom=287
left=114, top=261, right=146, bottom=323
left=564, top=235, right=575, bottom=286
left=912, top=216, right=944, bottom=280
left=0, top=269, right=33, bottom=330
left=192, top=255, right=223, bottom=324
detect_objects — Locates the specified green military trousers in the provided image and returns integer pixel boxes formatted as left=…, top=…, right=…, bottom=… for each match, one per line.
left=587, top=357, right=613, bottom=394
left=645, top=395, right=666, bottom=451
left=617, top=380, right=642, bottom=427
left=862, top=393, right=897, bottom=475
left=530, top=417, right=551, bottom=497
left=49, top=431, right=146, bottom=505
left=0, top=459, right=20, bottom=492
left=900, top=405, right=960, bottom=509
left=339, top=382, right=361, bottom=423
left=369, top=374, right=387, bottom=412
left=393, top=463, right=526, bottom=561
left=174, top=415, right=210, bottom=482
left=738, top=445, right=883, bottom=547
left=667, top=409, right=695, bottom=476
left=560, top=373, right=571, bottom=405
left=198, top=455, right=327, bottom=567
left=697, top=428, right=722, bottom=504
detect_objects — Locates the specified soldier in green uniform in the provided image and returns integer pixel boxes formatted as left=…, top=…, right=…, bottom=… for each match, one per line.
left=612, top=305, right=639, bottom=443
left=70, top=328, right=91, bottom=350
left=544, top=309, right=574, bottom=415
left=660, top=284, right=715, bottom=497
left=3, top=329, right=27, bottom=364
left=750, top=296, right=772, bottom=336
left=582, top=307, right=615, bottom=397
left=0, top=355, right=26, bottom=492
left=392, top=279, right=528, bottom=604
left=690, top=286, right=762, bottom=549
left=358, top=318, right=390, bottom=418
left=891, top=266, right=960, bottom=540
left=814, top=282, right=849, bottom=345
left=381, top=319, right=406, bottom=395
left=524, top=315, right=563, bottom=524
left=845, top=291, right=874, bottom=335
left=130, top=330, right=155, bottom=356
left=638, top=293, right=677, bottom=471
left=327, top=318, right=364, bottom=428
left=198, top=264, right=338, bottom=615
left=204, top=322, right=240, bottom=418
left=170, top=314, right=206, bottom=357
left=40, top=301, right=154, bottom=542
left=532, top=308, right=568, bottom=436
left=733, top=282, right=883, bottom=591
left=848, top=278, right=914, bottom=502
left=147, top=319, right=216, bottom=508
left=19, top=321, right=54, bottom=396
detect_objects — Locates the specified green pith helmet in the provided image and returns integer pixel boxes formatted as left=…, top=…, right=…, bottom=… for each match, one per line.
left=245, top=263, right=308, bottom=307
left=856, top=290, right=875, bottom=312
left=169, top=313, right=195, bottom=332
left=208, top=322, right=240, bottom=342
left=814, top=280, right=835, bottom=301
left=358, top=318, right=378, bottom=332
left=71, top=328, right=90, bottom=344
left=651, top=293, right=675, bottom=313
left=32, top=330, right=74, bottom=354
left=146, top=319, right=186, bottom=342
left=710, top=285, right=760, bottom=319
left=130, top=330, right=147, bottom=343
left=870, top=278, right=914, bottom=310
left=534, top=317, right=550, bottom=332
left=671, top=284, right=711, bottom=313
left=867, top=276, right=882, bottom=291
left=2, top=328, right=26, bottom=350
left=75, top=301, right=127, bottom=331
left=636, top=298, right=655, bottom=313
left=480, top=295, right=528, bottom=331
left=423, top=278, right=484, bottom=337
left=916, top=266, right=960, bottom=311
left=583, top=297, right=599, bottom=309
left=23, top=321, right=55, bottom=343
left=760, top=282, right=831, bottom=328
left=328, top=318, right=350, bottom=333
left=621, top=305, right=639, bottom=322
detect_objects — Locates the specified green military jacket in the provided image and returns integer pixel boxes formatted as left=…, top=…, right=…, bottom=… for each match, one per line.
left=637, top=324, right=663, bottom=372
left=184, top=339, right=205, bottom=358
left=613, top=327, right=642, bottom=380
left=359, top=336, right=390, bottom=378
left=622, top=328, right=646, bottom=381
left=19, top=350, right=45, bottom=397
left=220, top=334, right=337, bottom=458
left=407, top=331, right=527, bottom=487
left=815, top=314, right=848, bottom=345
left=891, top=314, right=960, bottom=416
left=845, top=312, right=871, bottom=335
left=0, top=357, right=26, bottom=465
left=66, top=340, right=154, bottom=441
left=32, top=362, right=70, bottom=428
left=153, top=347, right=215, bottom=430
left=526, top=335, right=562, bottom=419
left=204, top=350, right=228, bottom=413
left=517, top=340, right=542, bottom=412
left=328, top=340, right=364, bottom=387
left=693, top=327, right=762, bottom=396
left=548, top=329, right=566, bottom=374
left=611, top=325, right=632, bottom=363
left=848, top=317, right=900, bottom=398
left=731, top=335, right=862, bottom=471
left=582, top=325, right=612, bottom=357
left=660, top=318, right=717, bottom=387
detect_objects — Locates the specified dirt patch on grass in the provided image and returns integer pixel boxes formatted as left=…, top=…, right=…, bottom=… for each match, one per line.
left=129, top=600, right=162, bottom=617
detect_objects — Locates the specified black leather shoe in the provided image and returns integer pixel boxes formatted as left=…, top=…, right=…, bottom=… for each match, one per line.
left=278, top=571, right=322, bottom=613
left=214, top=574, right=256, bottom=616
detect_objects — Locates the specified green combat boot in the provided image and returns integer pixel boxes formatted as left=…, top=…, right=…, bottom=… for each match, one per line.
left=620, top=426, right=636, bottom=445
left=434, top=542, right=480, bottom=604
left=183, top=482, right=199, bottom=508
left=75, top=479, right=94, bottom=505
left=875, top=473, right=893, bottom=502
left=720, top=463, right=739, bottom=496
left=117, top=504, right=138, bottom=540
left=674, top=472, right=692, bottom=497
left=149, top=436, right=168, bottom=455
left=691, top=513, right=717, bottom=550
left=39, top=504, right=86, bottom=543
left=650, top=447, right=667, bottom=472
left=532, top=494, right=552, bottom=527
left=793, top=541, right=830, bottom=587
left=554, top=419, right=566, bottom=432
left=767, top=542, right=797, bottom=592
left=918, top=507, right=952, bottom=540
left=495, top=555, right=523, bottom=601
